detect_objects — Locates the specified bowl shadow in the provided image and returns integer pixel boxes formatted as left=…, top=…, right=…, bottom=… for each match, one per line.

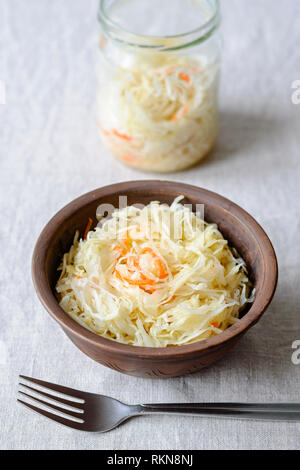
left=176, top=290, right=295, bottom=395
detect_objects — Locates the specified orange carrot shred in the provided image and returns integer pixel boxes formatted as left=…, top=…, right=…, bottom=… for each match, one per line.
left=142, top=285, right=157, bottom=294
left=113, top=245, right=168, bottom=293
left=121, top=155, right=138, bottom=164
left=99, top=125, right=133, bottom=142
left=99, top=34, right=108, bottom=49
left=119, top=230, right=130, bottom=249
left=211, top=321, right=219, bottom=328
left=83, top=217, right=93, bottom=240
left=112, top=129, right=132, bottom=141
left=98, top=123, right=110, bottom=136
left=181, top=104, right=189, bottom=116
left=141, top=248, right=168, bottom=279
left=172, top=104, right=189, bottom=122
left=113, top=245, right=126, bottom=259
left=179, top=72, right=191, bottom=83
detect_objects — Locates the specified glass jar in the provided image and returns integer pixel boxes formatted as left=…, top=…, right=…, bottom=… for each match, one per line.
left=97, top=0, right=221, bottom=172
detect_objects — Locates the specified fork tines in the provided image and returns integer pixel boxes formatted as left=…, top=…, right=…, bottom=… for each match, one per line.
left=18, top=375, right=85, bottom=430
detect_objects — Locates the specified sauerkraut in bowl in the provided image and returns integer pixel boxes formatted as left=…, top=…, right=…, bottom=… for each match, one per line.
left=56, top=197, right=254, bottom=348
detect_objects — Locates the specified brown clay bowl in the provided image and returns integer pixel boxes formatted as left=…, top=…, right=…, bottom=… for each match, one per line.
left=32, top=181, right=278, bottom=378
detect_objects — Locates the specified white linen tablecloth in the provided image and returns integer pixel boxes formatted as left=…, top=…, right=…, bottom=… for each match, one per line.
left=0, top=0, right=299, bottom=450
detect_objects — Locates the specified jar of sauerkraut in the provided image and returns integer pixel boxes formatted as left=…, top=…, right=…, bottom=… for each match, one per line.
left=97, top=0, right=221, bottom=172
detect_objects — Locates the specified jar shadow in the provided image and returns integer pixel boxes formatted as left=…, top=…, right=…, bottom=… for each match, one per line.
left=189, top=109, right=287, bottom=170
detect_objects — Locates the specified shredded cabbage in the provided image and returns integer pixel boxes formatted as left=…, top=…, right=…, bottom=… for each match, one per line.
left=98, top=53, right=219, bottom=172
left=56, top=197, right=254, bottom=347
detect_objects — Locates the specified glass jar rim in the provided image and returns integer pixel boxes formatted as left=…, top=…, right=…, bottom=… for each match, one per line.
left=98, top=0, right=221, bottom=51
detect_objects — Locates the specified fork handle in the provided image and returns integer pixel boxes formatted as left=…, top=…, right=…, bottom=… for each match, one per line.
left=139, top=403, right=300, bottom=421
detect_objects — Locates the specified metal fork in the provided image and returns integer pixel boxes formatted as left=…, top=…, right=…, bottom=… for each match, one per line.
left=18, top=375, right=300, bottom=432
